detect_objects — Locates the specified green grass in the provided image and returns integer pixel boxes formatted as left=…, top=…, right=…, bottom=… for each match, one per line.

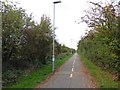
left=7, top=53, right=72, bottom=88
left=79, top=53, right=119, bottom=88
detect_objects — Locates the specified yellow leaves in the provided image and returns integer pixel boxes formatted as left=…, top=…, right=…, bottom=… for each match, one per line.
left=111, top=53, right=118, bottom=60
left=104, top=6, right=109, bottom=11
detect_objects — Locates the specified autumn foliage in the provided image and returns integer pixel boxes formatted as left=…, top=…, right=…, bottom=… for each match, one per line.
left=2, top=1, right=72, bottom=87
left=77, top=1, right=120, bottom=81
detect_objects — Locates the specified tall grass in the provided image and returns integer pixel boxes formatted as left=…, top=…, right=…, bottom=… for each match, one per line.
left=79, top=53, right=119, bottom=88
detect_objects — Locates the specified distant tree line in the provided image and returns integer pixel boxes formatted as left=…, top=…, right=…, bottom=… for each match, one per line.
left=1, top=1, right=72, bottom=87
left=77, top=1, right=120, bottom=81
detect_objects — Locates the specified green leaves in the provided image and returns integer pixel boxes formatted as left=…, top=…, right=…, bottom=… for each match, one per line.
left=77, top=1, right=119, bottom=79
left=2, top=1, right=72, bottom=87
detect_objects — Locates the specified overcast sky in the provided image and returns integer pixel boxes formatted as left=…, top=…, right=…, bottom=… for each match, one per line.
left=10, top=0, right=116, bottom=49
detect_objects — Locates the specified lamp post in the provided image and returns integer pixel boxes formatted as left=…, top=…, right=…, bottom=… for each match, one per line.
left=118, top=1, right=120, bottom=16
left=52, top=1, right=61, bottom=72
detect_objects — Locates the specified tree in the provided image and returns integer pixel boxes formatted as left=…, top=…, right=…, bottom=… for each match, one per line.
left=78, top=1, right=119, bottom=77
left=2, top=1, right=72, bottom=87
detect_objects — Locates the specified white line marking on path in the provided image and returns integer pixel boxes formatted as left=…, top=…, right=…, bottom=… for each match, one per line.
left=69, top=55, right=77, bottom=78
left=72, top=56, right=76, bottom=72
left=70, top=74, right=73, bottom=78
left=73, top=60, right=75, bottom=65
left=73, top=59, right=75, bottom=68
left=72, top=68, right=74, bottom=72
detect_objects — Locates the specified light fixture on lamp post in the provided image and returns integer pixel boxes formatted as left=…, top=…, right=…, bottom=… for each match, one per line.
left=52, top=1, right=61, bottom=72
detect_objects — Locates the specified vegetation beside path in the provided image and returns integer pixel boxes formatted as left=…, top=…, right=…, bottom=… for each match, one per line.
left=2, top=1, right=75, bottom=88
left=7, top=53, right=73, bottom=88
left=79, top=53, right=119, bottom=88
left=77, top=1, right=119, bottom=88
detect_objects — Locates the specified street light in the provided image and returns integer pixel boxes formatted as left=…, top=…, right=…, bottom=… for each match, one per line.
left=52, top=1, right=61, bottom=72
left=118, top=1, right=120, bottom=16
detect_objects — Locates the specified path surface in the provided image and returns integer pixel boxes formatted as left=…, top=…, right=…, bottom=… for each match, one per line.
left=38, top=53, right=97, bottom=88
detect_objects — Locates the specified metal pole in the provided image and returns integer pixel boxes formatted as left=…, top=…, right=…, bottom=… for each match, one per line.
left=52, top=1, right=61, bottom=72
left=52, top=3, right=55, bottom=72
left=71, top=39, right=72, bottom=48
left=118, top=1, right=120, bottom=16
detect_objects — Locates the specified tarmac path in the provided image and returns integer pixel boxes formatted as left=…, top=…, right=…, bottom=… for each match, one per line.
left=38, top=53, right=97, bottom=88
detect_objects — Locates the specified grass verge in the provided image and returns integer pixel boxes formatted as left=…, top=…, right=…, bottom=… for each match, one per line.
left=79, top=53, right=119, bottom=88
left=7, top=53, right=72, bottom=88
